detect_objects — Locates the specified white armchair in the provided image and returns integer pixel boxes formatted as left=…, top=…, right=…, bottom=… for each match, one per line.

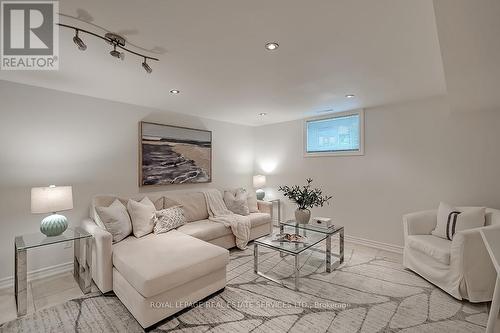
left=403, top=207, right=500, bottom=302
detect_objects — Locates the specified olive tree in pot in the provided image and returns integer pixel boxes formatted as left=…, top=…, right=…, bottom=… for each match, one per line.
left=278, top=178, right=333, bottom=224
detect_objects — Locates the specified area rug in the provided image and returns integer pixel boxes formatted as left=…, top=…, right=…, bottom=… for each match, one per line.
left=0, top=243, right=489, bottom=333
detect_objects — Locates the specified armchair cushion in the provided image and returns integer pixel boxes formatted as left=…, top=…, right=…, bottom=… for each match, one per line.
left=432, top=203, right=485, bottom=240
left=407, top=235, right=451, bottom=265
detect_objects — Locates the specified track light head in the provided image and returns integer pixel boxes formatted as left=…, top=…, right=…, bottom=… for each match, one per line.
left=72, top=30, right=86, bottom=51
left=110, top=45, right=125, bottom=60
left=142, top=58, right=152, bottom=74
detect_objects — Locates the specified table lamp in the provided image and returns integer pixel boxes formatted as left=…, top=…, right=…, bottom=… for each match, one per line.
left=253, top=175, right=266, bottom=200
left=31, top=185, right=73, bottom=236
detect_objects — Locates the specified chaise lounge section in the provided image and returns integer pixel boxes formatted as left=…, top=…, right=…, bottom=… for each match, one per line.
left=81, top=190, right=272, bottom=328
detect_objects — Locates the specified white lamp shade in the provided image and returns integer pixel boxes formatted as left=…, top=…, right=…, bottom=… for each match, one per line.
left=31, top=186, right=73, bottom=214
left=253, top=175, right=266, bottom=189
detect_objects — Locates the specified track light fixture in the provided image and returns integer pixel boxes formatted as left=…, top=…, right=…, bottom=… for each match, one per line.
left=110, top=45, right=125, bottom=60
left=72, top=30, right=86, bottom=51
left=142, top=58, right=152, bottom=74
left=58, top=23, right=159, bottom=73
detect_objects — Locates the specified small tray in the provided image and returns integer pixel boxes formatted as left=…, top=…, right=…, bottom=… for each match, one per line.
left=272, top=233, right=307, bottom=243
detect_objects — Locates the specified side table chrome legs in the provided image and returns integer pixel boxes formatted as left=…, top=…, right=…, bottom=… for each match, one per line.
left=14, top=238, right=27, bottom=316
left=15, top=236, right=92, bottom=317
left=74, top=236, right=92, bottom=294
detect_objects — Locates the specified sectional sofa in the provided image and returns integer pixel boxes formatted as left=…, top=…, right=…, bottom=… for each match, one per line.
left=81, top=190, right=273, bottom=328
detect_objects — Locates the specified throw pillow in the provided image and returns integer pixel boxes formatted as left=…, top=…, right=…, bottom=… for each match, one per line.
left=247, top=189, right=259, bottom=213
left=223, top=188, right=250, bottom=216
left=153, top=206, right=186, bottom=234
left=95, top=199, right=132, bottom=243
left=127, top=196, right=156, bottom=238
left=432, top=202, right=486, bottom=240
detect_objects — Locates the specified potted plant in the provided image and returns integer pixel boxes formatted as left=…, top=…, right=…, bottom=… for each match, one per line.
left=278, top=178, right=333, bottom=224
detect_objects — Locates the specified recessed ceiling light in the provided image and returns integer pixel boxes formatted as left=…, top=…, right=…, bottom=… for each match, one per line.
left=258, top=112, right=267, bottom=116
left=265, top=42, right=279, bottom=51
left=345, top=94, right=355, bottom=98
left=170, top=89, right=180, bottom=94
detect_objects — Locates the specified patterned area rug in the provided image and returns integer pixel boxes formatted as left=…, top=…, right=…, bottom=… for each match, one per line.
left=0, top=243, right=489, bottom=332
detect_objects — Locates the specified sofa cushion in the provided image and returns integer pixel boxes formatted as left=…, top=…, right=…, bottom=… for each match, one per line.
left=249, top=213, right=271, bottom=228
left=223, top=188, right=250, bottom=216
left=127, top=197, right=156, bottom=238
left=164, top=192, right=208, bottom=222
left=432, top=202, right=485, bottom=240
left=177, top=219, right=232, bottom=241
left=112, top=230, right=229, bottom=298
left=407, top=235, right=451, bottom=265
left=95, top=199, right=132, bottom=243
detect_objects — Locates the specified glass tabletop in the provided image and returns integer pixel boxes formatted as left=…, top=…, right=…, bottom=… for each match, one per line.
left=255, top=226, right=327, bottom=255
left=15, top=227, right=92, bottom=251
left=280, top=220, right=343, bottom=235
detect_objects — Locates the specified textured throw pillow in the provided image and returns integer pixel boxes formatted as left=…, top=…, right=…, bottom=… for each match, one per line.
left=153, top=206, right=186, bottom=234
left=127, top=196, right=156, bottom=238
left=95, top=199, right=132, bottom=243
left=223, top=188, right=250, bottom=215
left=246, top=189, right=259, bottom=213
left=432, top=202, right=486, bottom=240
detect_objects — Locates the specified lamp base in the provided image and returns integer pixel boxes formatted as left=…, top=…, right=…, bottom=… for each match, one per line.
left=40, top=214, right=68, bottom=236
left=256, top=189, right=265, bottom=200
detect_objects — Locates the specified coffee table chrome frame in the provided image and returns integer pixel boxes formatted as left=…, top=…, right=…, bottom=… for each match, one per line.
left=278, top=223, right=344, bottom=273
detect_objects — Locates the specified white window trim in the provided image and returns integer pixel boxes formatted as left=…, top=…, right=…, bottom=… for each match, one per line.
left=303, top=109, right=365, bottom=157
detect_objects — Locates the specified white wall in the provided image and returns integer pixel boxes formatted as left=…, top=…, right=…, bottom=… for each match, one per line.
left=254, top=96, right=500, bottom=247
left=0, top=80, right=254, bottom=281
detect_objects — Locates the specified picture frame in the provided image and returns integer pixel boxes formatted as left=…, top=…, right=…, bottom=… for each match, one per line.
left=139, top=121, right=212, bottom=186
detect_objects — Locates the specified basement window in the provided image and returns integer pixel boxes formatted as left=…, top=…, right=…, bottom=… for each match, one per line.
left=304, top=110, right=364, bottom=157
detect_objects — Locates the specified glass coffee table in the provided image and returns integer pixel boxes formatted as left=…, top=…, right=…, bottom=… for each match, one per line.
left=254, top=220, right=344, bottom=290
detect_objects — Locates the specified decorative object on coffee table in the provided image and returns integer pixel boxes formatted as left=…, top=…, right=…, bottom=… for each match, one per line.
left=253, top=175, right=266, bottom=200
left=139, top=121, right=212, bottom=186
left=31, top=185, right=73, bottom=236
left=278, top=178, right=332, bottom=224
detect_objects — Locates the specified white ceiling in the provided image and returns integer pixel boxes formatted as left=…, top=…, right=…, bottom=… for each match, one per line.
left=0, top=0, right=446, bottom=125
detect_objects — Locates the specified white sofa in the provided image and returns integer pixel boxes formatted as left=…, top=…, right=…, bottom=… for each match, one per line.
left=403, top=207, right=500, bottom=302
left=81, top=191, right=272, bottom=328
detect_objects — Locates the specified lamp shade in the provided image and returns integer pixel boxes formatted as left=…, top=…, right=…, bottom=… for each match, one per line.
left=31, top=185, right=73, bottom=214
left=253, top=175, right=266, bottom=189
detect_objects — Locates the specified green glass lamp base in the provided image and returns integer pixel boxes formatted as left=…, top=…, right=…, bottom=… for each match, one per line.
left=40, top=214, right=68, bottom=236
left=256, top=189, right=265, bottom=200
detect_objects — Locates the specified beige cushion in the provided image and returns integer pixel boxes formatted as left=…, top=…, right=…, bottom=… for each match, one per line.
left=91, top=195, right=163, bottom=229
left=223, top=188, right=250, bottom=216
left=432, top=202, right=485, bottom=240
left=247, top=190, right=259, bottom=213
left=95, top=199, right=132, bottom=243
left=112, top=230, right=229, bottom=298
left=407, top=235, right=451, bottom=265
left=153, top=206, right=186, bottom=235
left=127, top=197, right=156, bottom=238
left=249, top=213, right=271, bottom=228
left=164, top=192, right=208, bottom=222
left=177, top=219, right=232, bottom=241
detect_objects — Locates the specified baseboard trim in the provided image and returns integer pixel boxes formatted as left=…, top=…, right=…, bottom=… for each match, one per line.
left=0, top=261, right=73, bottom=290
left=345, top=235, right=403, bottom=254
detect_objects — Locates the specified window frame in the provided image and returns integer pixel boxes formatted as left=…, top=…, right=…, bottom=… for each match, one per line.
left=303, top=109, right=365, bottom=157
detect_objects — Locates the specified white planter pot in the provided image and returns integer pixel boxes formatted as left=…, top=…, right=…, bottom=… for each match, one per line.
left=295, top=209, right=311, bottom=224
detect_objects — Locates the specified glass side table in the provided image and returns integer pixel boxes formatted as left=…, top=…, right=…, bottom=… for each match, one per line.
left=266, top=199, right=281, bottom=226
left=279, top=220, right=344, bottom=273
left=14, top=227, right=93, bottom=316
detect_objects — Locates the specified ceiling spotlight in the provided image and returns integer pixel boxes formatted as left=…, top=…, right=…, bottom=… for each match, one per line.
left=258, top=112, right=267, bottom=116
left=72, top=30, right=86, bottom=51
left=110, top=45, right=125, bottom=60
left=345, top=94, right=355, bottom=98
left=142, top=58, right=152, bottom=74
left=265, top=42, right=279, bottom=51
left=170, top=89, right=180, bottom=94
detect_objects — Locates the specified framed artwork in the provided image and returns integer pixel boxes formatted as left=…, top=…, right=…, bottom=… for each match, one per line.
left=139, top=121, right=212, bottom=186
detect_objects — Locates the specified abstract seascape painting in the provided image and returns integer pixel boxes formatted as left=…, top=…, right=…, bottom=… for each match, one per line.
left=139, top=122, right=212, bottom=186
